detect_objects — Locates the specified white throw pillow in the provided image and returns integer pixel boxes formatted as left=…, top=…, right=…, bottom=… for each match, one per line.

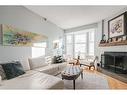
left=20, top=58, right=31, bottom=71
left=28, top=56, right=47, bottom=69
left=45, top=56, right=52, bottom=64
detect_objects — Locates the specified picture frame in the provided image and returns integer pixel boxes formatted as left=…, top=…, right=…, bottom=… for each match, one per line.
left=53, top=42, right=59, bottom=49
left=1, top=24, right=48, bottom=46
left=108, top=12, right=127, bottom=39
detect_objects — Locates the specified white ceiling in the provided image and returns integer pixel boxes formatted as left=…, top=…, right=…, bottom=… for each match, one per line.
left=25, top=6, right=126, bottom=29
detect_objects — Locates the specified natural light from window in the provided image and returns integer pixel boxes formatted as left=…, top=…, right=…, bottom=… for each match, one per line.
left=65, top=28, right=95, bottom=59
left=32, top=42, right=46, bottom=58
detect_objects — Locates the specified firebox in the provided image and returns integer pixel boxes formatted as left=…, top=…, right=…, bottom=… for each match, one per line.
left=101, top=52, right=127, bottom=74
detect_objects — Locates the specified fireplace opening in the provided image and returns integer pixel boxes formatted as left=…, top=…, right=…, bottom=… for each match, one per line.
left=100, top=52, right=127, bottom=83
left=101, top=52, right=127, bottom=74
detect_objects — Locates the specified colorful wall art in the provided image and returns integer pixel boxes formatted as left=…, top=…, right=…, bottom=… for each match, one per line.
left=2, top=24, right=48, bottom=46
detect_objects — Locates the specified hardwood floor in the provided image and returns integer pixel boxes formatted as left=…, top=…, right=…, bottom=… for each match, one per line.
left=107, top=76, right=127, bottom=89
left=97, top=71, right=127, bottom=89
left=83, top=69, right=127, bottom=89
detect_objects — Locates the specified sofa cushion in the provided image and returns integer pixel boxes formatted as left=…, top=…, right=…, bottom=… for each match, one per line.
left=34, top=64, right=59, bottom=75
left=0, top=65, right=6, bottom=80
left=34, top=62, right=67, bottom=75
left=17, top=70, right=38, bottom=78
left=1, top=61, right=25, bottom=80
left=55, top=62, right=67, bottom=71
left=28, top=56, right=47, bottom=69
left=0, top=72, right=64, bottom=89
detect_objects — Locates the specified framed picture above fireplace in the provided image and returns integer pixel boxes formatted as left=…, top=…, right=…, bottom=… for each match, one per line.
left=108, top=12, right=127, bottom=38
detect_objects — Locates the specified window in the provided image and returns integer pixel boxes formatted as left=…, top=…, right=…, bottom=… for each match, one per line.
left=32, top=42, right=46, bottom=58
left=66, top=35, right=73, bottom=44
left=66, top=33, right=73, bottom=57
left=74, top=32, right=87, bottom=59
left=89, top=30, right=94, bottom=55
left=65, top=28, right=95, bottom=58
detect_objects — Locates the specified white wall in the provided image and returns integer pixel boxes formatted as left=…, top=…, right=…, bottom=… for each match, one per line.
left=65, top=23, right=97, bottom=33
left=65, top=7, right=127, bottom=63
left=95, top=7, right=127, bottom=62
left=0, top=6, right=64, bottom=62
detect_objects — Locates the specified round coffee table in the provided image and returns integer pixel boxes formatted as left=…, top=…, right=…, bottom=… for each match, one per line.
left=61, top=65, right=83, bottom=89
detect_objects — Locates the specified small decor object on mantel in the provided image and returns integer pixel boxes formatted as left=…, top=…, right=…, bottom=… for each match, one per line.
left=100, top=34, right=106, bottom=44
left=116, top=37, right=118, bottom=42
left=112, top=37, right=116, bottom=42
left=108, top=12, right=127, bottom=38
left=100, top=40, right=105, bottom=44
left=106, top=39, right=109, bottom=43
left=122, top=35, right=127, bottom=41
left=103, top=34, right=106, bottom=41
left=117, top=37, right=122, bottom=42
left=108, top=38, right=112, bottom=43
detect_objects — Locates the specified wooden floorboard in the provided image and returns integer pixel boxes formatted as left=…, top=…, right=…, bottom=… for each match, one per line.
left=83, top=69, right=127, bottom=89
left=107, top=76, right=127, bottom=89
left=97, top=71, right=127, bottom=89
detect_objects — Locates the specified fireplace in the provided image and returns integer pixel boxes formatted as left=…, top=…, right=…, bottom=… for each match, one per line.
left=101, top=52, right=127, bottom=74
left=100, top=52, right=127, bottom=83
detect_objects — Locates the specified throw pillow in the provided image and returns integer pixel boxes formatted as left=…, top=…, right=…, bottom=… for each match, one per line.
left=28, top=56, right=47, bottom=69
left=19, top=59, right=30, bottom=71
left=54, top=56, right=63, bottom=63
left=45, top=56, right=52, bottom=64
left=1, top=61, right=25, bottom=80
left=0, top=65, right=6, bottom=80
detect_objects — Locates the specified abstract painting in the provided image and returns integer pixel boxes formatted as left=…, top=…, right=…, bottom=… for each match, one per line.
left=2, top=24, right=48, bottom=46
left=108, top=14, right=124, bottom=38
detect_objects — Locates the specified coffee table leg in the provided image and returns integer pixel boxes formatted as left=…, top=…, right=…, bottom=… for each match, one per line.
left=73, top=80, right=75, bottom=89
left=81, top=72, right=83, bottom=79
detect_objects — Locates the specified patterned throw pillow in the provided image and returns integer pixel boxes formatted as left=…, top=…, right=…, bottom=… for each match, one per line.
left=1, top=61, right=25, bottom=80
left=0, top=65, right=6, bottom=80
left=54, top=56, right=63, bottom=63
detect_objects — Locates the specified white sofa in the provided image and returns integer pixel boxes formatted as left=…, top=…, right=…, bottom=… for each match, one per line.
left=0, top=56, right=67, bottom=89
left=34, top=63, right=66, bottom=75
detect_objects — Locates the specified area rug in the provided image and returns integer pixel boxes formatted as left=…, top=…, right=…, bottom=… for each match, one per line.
left=57, top=71, right=109, bottom=89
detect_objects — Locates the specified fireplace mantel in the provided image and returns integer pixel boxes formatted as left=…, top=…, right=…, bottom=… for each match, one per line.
left=99, top=40, right=127, bottom=47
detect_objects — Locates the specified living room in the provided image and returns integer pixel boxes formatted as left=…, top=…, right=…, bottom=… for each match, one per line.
left=0, top=1, right=127, bottom=95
